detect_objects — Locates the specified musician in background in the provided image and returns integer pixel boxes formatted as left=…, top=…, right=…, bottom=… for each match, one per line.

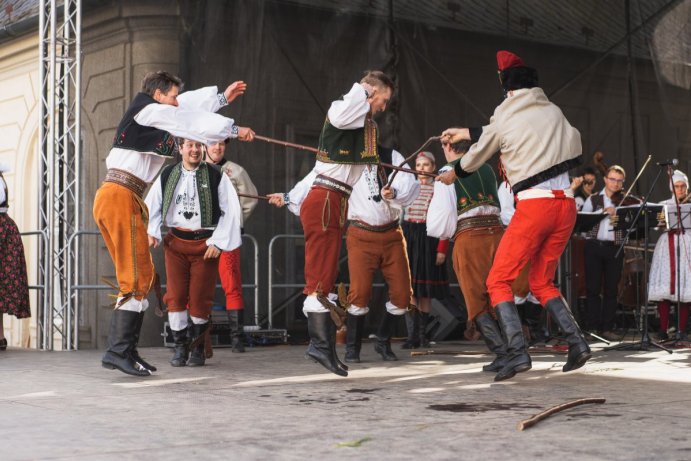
left=574, top=167, right=597, bottom=211
left=649, top=170, right=690, bottom=341
left=581, top=165, right=626, bottom=341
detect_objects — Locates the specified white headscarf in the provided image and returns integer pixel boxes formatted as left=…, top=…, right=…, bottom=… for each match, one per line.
left=671, top=170, right=688, bottom=191
left=0, top=161, right=10, bottom=173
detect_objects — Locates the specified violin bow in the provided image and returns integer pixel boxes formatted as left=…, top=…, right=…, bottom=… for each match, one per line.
left=614, top=155, right=652, bottom=212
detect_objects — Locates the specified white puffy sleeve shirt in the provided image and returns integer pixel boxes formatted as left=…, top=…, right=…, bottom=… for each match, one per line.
left=106, top=86, right=238, bottom=184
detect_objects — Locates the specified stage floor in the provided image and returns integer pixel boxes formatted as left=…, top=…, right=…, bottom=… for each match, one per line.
left=1, top=338, right=690, bottom=460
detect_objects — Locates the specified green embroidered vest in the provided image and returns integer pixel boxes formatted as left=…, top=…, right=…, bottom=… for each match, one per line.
left=316, top=116, right=379, bottom=165
left=160, top=162, right=222, bottom=227
left=447, top=160, right=500, bottom=215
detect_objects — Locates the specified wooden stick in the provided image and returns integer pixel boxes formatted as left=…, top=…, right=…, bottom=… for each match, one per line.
left=380, top=162, right=438, bottom=178
left=518, top=398, right=606, bottom=431
left=411, top=347, right=567, bottom=357
left=238, top=193, right=270, bottom=201
left=256, top=134, right=438, bottom=178
left=385, top=135, right=441, bottom=188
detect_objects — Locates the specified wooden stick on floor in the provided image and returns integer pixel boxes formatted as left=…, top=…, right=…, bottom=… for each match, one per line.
left=518, top=398, right=606, bottom=431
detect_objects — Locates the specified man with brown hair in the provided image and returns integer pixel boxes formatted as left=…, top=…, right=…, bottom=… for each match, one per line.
left=94, top=71, right=254, bottom=377
left=268, top=70, right=394, bottom=377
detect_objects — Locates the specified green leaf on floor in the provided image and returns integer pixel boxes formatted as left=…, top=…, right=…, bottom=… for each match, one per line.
left=336, top=436, right=372, bottom=448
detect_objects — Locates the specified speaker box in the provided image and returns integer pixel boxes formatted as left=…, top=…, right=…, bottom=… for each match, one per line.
left=426, top=296, right=467, bottom=341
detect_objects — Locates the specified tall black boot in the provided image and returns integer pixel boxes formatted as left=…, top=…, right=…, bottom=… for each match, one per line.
left=474, top=312, right=508, bottom=372
left=545, top=297, right=591, bottom=372
left=227, top=310, right=245, bottom=353
left=131, top=312, right=157, bottom=372
left=101, top=309, right=151, bottom=377
left=345, top=313, right=366, bottom=363
left=419, top=312, right=431, bottom=348
left=170, top=327, right=190, bottom=367
left=188, top=322, right=210, bottom=367
left=305, top=312, right=348, bottom=377
left=374, top=312, right=399, bottom=361
left=401, top=310, right=420, bottom=349
left=494, top=301, right=532, bottom=381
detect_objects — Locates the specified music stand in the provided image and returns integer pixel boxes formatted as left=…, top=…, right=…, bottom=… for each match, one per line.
left=661, top=203, right=691, bottom=348
left=605, top=166, right=672, bottom=353
left=571, top=212, right=612, bottom=344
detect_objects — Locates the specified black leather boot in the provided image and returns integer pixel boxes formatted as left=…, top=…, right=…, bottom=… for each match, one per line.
left=344, top=313, right=366, bottom=363
left=101, top=309, right=151, bottom=377
left=170, top=327, right=190, bottom=367
left=374, top=312, right=399, bottom=361
left=227, top=310, right=245, bottom=353
left=494, top=301, right=532, bottom=381
left=130, top=312, right=157, bottom=372
left=419, top=312, right=431, bottom=348
left=545, top=297, right=591, bottom=372
left=474, top=312, right=508, bottom=372
left=188, top=322, right=210, bottom=367
left=305, top=312, right=348, bottom=377
left=401, top=310, right=420, bottom=349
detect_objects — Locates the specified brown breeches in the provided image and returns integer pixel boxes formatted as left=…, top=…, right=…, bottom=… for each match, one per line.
left=163, top=232, right=218, bottom=320
left=346, top=225, right=412, bottom=309
left=93, top=182, right=154, bottom=300
left=452, top=225, right=504, bottom=321
left=300, top=187, right=348, bottom=296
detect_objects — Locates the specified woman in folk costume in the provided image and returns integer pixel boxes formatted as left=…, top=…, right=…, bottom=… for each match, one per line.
left=438, top=50, right=590, bottom=381
left=0, top=162, right=31, bottom=350
left=401, top=151, right=449, bottom=349
left=649, top=170, right=691, bottom=340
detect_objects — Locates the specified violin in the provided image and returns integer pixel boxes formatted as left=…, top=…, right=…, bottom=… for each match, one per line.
left=610, top=191, right=643, bottom=207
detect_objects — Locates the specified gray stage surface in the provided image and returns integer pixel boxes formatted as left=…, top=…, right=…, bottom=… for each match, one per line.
left=1, top=340, right=690, bottom=461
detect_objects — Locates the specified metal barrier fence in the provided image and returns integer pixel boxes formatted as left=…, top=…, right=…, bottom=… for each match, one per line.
left=265, top=234, right=465, bottom=329
left=57, top=230, right=259, bottom=349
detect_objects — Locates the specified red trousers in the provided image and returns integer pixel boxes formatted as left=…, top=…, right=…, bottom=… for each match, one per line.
left=300, top=187, right=348, bottom=295
left=163, top=232, right=218, bottom=320
left=487, top=196, right=576, bottom=306
left=658, top=300, right=690, bottom=332
left=219, top=248, right=243, bottom=310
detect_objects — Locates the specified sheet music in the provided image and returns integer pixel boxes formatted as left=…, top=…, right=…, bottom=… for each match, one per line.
left=664, top=203, right=691, bottom=230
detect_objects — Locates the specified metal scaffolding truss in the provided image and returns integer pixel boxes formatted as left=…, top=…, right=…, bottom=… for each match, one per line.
left=38, top=0, right=82, bottom=350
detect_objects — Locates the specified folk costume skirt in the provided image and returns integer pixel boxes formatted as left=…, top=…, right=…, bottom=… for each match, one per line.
left=0, top=213, right=30, bottom=318
left=401, top=221, right=449, bottom=300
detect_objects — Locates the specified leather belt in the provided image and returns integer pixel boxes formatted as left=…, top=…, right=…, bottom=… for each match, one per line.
left=313, top=174, right=353, bottom=198
left=349, top=219, right=399, bottom=233
left=104, top=168, right=147, bottom=198
left=454, top=215, right=502, bottom=236
left=171, top=228, right=214, bottom=241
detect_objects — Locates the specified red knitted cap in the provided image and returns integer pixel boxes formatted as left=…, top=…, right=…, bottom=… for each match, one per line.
left=496, top=50, right=525, bottom=71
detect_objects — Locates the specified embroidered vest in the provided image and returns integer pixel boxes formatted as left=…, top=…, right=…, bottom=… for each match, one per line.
left=448, top=160, right=499, bottom=215
left=160, top=162, right=222, bottom=227
left=585, top=194, right=624, bottom=244
left=112, top=93, right=176, bottom=157
left=316, top=115, right=379, bottom=165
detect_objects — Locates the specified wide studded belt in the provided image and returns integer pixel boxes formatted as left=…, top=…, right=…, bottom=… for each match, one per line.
left=454, top=215, right=503, bottom=236
left=171, top=228, right=214, bottom=241
left=349, top=219, right=399, bottom=233
left=104, top=169, right=147, bottom=198
left=312, top=174, right=353, bottom=198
